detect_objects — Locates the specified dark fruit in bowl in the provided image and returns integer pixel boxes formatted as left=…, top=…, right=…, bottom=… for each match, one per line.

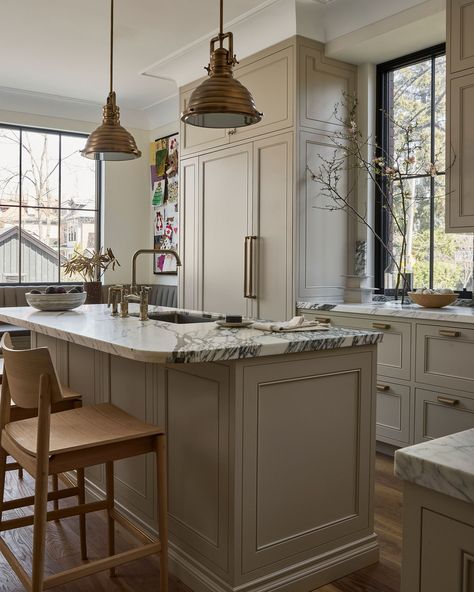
left=76, top=285, right=84, bottom=292
left=68, top=287, right=80, bottom=293
left=56, top=287, right=67, bottom=294
left=29, top=289, right=42, bottom=294
left=45, top=286, right=57, bottom=294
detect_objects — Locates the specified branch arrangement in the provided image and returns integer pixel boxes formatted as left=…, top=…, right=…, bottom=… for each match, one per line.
left=62, top=248, right=120, bottom=283
left=307, top=92, right=445, bottom=302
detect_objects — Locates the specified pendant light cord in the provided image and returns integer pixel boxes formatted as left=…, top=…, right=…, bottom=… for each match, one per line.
left=110, top=0, right=114, bottom=94
left=219, top=0, right=223, bottom=47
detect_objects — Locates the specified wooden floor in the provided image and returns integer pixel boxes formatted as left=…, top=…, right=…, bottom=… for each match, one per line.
left=0, top=453, right=402, bottom=592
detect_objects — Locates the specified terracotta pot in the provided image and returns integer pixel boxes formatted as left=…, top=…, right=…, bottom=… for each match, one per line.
left=83, top=281, right=102, bottom=304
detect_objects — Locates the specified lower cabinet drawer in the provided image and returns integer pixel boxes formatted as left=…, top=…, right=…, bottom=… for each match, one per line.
left=416, top=323, right=474, bottom=393
left=415, top=387, right=474, bottom=443
left=304, top=313, right=412, bottom=381
left=375, top=380, right=411, bottom=445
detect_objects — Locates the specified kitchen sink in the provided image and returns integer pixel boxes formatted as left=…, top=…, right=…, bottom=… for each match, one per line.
left=131, top=311, right=217, bottom=324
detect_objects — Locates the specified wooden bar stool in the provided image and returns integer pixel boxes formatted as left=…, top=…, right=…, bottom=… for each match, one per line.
left=0, top=333, right=168, bottom=592
left=0, top=335, right=84, bottom=520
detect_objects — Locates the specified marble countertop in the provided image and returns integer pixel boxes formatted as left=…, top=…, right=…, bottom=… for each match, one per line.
left=0, top=304, right=383, bottom=364
left=297, top=301, right=474, bottom=324
left=395, top=429, right=474, bottom=504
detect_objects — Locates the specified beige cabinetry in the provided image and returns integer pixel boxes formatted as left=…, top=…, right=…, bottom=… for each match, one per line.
left=180, top=132, right=293, bottom=319
left=401, top=483, right=474, bottom=592
left=446, top=0, right=474, bottom=231
left=36, top=331, right=378, bottom=592
left=180, top=37, right=356, bottom=314
left=301, top=309, right=474, bottom=448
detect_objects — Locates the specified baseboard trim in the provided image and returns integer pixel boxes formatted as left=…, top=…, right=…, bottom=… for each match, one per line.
left=170, top=534, right=379, bottom=592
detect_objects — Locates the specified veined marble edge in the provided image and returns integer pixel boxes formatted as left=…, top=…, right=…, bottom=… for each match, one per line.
left=0, top=305, right=383, bottom=364
left=394, top=429, right=474, bottom=504
left=297, top=301, right=474, bottom=324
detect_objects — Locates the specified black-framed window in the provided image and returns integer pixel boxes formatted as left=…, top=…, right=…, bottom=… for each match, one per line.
left=375, top=44, right=474, bottom=296
left=0, top=125, right=101, bottom=284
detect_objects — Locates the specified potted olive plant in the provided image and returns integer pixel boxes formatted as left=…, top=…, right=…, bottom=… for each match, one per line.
left=62, top=248, right=120, bottom=304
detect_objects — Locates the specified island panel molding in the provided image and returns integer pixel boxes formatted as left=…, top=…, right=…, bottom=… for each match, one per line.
left=1, top=305, right=380, bottom=592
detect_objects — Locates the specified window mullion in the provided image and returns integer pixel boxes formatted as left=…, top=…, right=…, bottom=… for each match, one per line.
left=429, top=55, right=436, bottom=289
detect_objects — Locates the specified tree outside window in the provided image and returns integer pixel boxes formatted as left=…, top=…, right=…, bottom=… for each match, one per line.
left=376, top=45, right=474, bottom=294
left=0, top=127, right=100, bottom=284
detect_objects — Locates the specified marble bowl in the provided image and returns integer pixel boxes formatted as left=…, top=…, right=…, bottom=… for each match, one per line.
left=25, top=291, right=86, bottom=311
left=408, top=292, right=457, bottom=308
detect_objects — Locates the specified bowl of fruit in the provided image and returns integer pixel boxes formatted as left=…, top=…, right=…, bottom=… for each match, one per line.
left=25, top=286, right=87, bottom=311
left=408, top=289, right=458, bottom=308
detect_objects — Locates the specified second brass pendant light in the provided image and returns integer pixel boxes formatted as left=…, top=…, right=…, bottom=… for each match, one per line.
left=82, top=0, right=141, bottom=161
left=181, top=0, right=263, bottom=129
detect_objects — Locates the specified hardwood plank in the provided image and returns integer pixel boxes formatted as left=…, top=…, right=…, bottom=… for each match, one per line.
left=0, top=453, right=401, bottom=592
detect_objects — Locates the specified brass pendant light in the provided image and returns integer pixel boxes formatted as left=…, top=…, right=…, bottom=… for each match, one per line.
left=82, top=0, right=141, bottom=161
left=181, top=0, right=263, bottom=129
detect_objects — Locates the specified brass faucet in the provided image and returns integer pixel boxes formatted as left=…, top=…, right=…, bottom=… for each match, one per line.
left=130, top=248, right=182, bottom=295
left=107, top=285, right=123, bottom=316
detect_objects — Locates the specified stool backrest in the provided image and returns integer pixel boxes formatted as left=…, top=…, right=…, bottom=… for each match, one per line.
left=0, top=333, right=64, bottom=408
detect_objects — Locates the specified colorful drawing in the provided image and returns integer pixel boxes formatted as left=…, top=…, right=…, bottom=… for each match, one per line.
left=151, top=133, right=179, bottom=274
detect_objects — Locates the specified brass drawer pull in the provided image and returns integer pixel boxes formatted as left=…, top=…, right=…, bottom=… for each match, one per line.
left=376, top=384, right=390, bottom=392
left=313, top=316, right=331, bottom=323
left=439, top=329, right=461, bottom=338
left=437, top=396, right=460, bottom=407
left=372, top=322, right=391, bottom=330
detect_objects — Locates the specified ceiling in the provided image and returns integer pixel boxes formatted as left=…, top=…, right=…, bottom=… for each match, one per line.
left=0, top=0, right=443, bottom=128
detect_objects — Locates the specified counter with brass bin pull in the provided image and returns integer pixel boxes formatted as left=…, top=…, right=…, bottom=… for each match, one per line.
left=298, top=302, right=474, bottom=448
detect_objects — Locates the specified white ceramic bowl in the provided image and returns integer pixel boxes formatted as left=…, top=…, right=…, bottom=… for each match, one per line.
left=25, top=291, right=87, bottom=311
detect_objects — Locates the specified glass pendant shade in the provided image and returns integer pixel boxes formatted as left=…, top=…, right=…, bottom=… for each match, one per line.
left=82, top=92, right=141, bottom=161
left=81, top=0, right=141, bottom=161
left=181, top=1, right=262, bottom=129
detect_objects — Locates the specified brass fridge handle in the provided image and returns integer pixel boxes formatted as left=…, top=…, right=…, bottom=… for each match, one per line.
left=244, top=236, right=257, bottom=299
left=244, top=237, right=249, bottom=298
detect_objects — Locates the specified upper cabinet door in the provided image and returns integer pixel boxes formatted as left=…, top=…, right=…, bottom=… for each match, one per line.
left=252, top=132, right=294, bottom=322
left=180, top=89, right=230, bottom=156
left=299, top=42, right=356, bottom=134
left=449, top=0, right=474, bottom=74
left=230, top=46, right=295, bottom=143
left=446, top=72, right=474, bottom=231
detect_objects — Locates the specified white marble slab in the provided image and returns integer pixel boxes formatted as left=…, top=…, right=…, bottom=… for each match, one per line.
left=297, top=301, right=474, bottom=324
left=0, top=304, right=383, bottom=364
left=394, top=429, right=474, bottom=503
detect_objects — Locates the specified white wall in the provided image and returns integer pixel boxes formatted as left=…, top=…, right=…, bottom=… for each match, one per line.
left=0, top=107, right=151, bottom=286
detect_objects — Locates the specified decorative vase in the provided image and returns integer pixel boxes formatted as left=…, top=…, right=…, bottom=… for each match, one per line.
left=83, top=281, right=102, bottom=304
left=384, top=263, right=412, bottom=303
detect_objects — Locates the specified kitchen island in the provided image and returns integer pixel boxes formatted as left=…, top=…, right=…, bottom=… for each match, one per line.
left=0, top=304, right=382, bottom=592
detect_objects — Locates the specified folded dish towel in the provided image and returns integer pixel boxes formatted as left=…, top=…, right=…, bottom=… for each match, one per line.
left=252, top=315, right=331, bottom=332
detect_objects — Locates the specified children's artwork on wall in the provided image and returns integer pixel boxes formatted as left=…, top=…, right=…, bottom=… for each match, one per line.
left=150, top=133, right=179, bottom=274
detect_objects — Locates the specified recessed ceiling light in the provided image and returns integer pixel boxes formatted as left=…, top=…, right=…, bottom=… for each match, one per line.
left=311, top=0, right=337, bottom=5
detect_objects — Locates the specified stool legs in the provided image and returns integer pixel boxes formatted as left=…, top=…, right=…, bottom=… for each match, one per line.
left=156, top=434, right=168, bottom=592
left=0, top=448, right=7, bottom=523
left=52, top=475, right=59, bottom=513
left=106, top=461, right=116, bottom=577
left=77, top=468, right=87, bottom=560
